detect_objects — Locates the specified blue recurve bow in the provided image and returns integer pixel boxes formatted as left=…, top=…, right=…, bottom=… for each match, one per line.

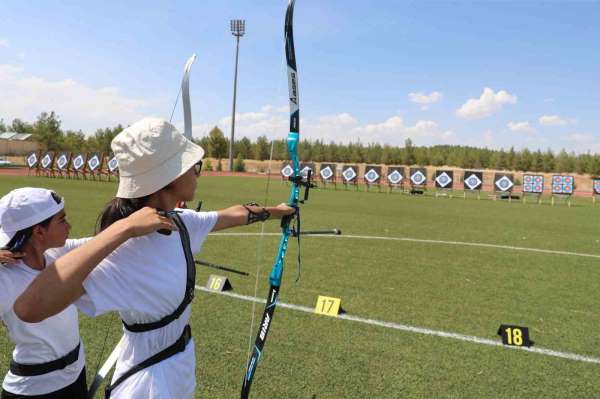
left=240, top=1, right=312, bottom=397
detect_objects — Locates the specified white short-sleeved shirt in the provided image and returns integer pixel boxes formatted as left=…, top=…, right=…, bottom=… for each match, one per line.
left=0, top=239, right=89, bottom=395
left=76, top=210, right=218, bottom=399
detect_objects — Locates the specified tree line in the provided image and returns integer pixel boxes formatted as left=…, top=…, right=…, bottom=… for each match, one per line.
left=2, top=112, right=600, bottom=175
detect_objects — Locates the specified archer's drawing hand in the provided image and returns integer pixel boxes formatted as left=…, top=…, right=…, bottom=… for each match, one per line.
left=123, top=207, right=176, bottom=238
left=0, top=249, right=25, bottom=265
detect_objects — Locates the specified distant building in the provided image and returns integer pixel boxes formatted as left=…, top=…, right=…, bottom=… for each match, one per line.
left=0, top=132, right=40, bottom=155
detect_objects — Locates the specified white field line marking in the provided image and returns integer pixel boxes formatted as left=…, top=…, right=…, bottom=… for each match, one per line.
left=196, top=285, right=600, bottom=365
left=209, top=232, right=600, bottom=260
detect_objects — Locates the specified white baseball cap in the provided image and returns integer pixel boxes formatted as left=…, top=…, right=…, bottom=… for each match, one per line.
left=0, top=188, right=65, bottom=247
left=111, top=117, right=205, bottom=198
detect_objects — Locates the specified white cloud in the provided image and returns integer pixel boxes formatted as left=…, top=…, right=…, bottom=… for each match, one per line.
left=539, top=115, right=568, bottom=126
left=456, top=88, right=517, bottom=119
left=0, top=63, right=147, bottom=133
left=408, top=91, right=442, bottom=110
left=208, top=105, right=453, bottom=146
left=507, top=121, right=536, bottom=134
left=0, top=38, right=8, bottom=48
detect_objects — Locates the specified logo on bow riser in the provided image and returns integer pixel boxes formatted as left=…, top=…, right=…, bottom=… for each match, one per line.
left=290, top=72, right=297, bottom=105
left=259, top=313, right=271, bottom=341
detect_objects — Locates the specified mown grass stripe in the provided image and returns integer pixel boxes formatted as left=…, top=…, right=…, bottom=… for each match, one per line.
left=209, top=232, right=600, bottom=260
left=196, top=285, right=600, bottom=365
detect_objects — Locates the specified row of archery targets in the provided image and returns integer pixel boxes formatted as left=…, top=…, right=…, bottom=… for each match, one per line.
left=281, top=162, right=600, bottom=206
left=25, top=151, right=118, bottom=180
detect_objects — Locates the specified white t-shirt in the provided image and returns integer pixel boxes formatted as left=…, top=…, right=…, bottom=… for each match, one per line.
left=0, top=238, right=89, bottom=395
left=76, top=210, right=218, bottom=399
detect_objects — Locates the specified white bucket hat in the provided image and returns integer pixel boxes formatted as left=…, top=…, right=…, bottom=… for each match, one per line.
left=112, top=117, right=205, bottom=198
left=0, top=187, right=65, bottom=247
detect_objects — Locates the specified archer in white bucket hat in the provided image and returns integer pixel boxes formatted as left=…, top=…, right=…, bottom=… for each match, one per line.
left=15, top=116, right=295, bottom=399
left=112, top=117, right=205, bottom=198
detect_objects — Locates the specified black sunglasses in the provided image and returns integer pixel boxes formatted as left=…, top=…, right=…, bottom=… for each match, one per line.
left=193, top=161, right=203, bottom=176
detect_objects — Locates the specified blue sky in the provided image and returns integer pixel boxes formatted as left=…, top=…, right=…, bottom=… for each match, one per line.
left=1, top=0, right=599, bottom=153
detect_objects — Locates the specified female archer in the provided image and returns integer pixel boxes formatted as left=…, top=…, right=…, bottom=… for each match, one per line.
left=15, top=117, right=294, bottom=398
left=0, top=187, right=170, bottom=399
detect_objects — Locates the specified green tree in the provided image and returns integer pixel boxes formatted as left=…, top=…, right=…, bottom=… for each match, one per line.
left=542, top=149, right=555, bottom=173
left=32, top=112, right=63, bottom=150
left=62, top=130, right=87, bottom=152
left=555, top=149, right=575, bottom=173
left=235, top=137, right=252, bottom=159
left=11, top=118, right=33, bottom=133
left=402, top=138, right=416, bottom=165
left=208, top=126, right=228, bottom=159
left=233, top=153, right=246, bottom=172
left=0, top=119, right=6, bottom=132
left=532, top=150, right=544, bottom=172
left=516, top=148, right=532, bottom=172
left=254, top=135, right=270, bottom=161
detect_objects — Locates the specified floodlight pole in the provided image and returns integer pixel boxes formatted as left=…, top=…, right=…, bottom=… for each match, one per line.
left=229, top=19, right=245, bottom=172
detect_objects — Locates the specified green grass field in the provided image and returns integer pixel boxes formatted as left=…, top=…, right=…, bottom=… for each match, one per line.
left=1, top=175, right=600, bottom=398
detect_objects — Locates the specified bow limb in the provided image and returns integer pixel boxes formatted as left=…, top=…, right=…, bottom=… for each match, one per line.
left=169, top=54, right=197, bottom=140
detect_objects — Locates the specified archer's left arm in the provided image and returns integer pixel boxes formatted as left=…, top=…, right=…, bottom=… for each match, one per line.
left=212, top=203, right=295, bottom=232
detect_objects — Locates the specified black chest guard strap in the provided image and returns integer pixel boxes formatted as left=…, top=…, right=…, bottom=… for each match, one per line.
left=122, top=213, right=196, bottom=333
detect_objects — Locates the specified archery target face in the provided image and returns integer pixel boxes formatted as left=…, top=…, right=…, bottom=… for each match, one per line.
left=320, top=166, right=333, bottom=180
left=88, top=155, right=100, bottom=171
left=27, top=153, right=38, bottom=168
left=281, top=164, right=294, bottom=177
left=108, top=157, right=119, bottom=172
left=342, top=167, right=357, bottom=182
left=552, top=175, right=574, bottom=194
left=41, top=154, right=52, bottom=168
left=57, top=154, right=68, bottom=169
left=300, top=165, right=313, bottom=177
left=523, top=175, right=543, bottom=193
left=464, top=173, right=482, bottom=190
left=387, top=170, right=403, bottom=184
left=435, top=171, right=453, bottom=188
left=73, top=155, right=84, bottom=170
left=495, top=175, right=514, bottom=192
left=410, top=170, right=426, bottom=185
left=365, top=168, right=380, bottom=183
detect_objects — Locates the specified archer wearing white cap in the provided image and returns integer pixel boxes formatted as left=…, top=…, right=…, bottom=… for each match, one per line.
left=0, top=188, right=172, bottom=399
left=0, top=187, right=89, bottom=399
left=15, top=117, right=295, bottom=399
